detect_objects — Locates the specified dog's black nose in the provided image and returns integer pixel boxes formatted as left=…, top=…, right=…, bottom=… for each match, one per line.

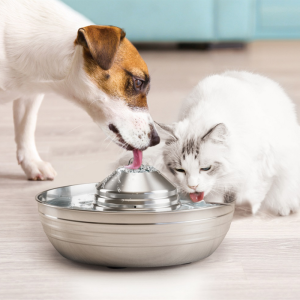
left=108, top=124, right=119, bottom=134
left=149, top=128, right=160, bottom=147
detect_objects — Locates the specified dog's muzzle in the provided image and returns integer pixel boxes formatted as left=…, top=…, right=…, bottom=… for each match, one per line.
left=108, top=123, right=160, bottom=150
left=149, top=126, right=160, bottom=147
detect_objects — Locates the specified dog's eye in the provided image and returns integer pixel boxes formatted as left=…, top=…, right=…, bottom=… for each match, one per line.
left=200, top=166, right=211, bottom=171
left=175, top=168, right=186, bottom=174
left=134, top=78, right=144, bottom=90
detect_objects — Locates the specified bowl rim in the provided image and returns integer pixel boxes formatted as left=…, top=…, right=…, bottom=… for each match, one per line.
left=35, top=182, right=235, bottom=215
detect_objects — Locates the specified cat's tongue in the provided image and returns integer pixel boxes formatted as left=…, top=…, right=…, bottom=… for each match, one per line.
left=189, top=192, right=205, bottom=203
left=125, top=149, right=143, bottom=169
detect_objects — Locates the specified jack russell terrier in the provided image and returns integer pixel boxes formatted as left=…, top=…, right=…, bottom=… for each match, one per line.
left=0, top=0, right=160, bottom=180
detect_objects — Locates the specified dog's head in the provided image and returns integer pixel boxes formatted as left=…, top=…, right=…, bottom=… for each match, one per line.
left=74, top=25, right=159, bottom=150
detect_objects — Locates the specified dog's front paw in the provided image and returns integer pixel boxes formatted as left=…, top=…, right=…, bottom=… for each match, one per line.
left=20, top=158, right=57, bottom=181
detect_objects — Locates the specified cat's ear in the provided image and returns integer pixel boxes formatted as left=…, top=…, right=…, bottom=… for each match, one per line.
left=155, top=122, right=178, bottom=141
left=202, top=123, right=228, bottom=144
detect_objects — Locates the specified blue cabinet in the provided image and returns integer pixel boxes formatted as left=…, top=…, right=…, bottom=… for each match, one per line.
left=255, top=0, right=300, bottom=39
left=215, top=0, right=254, bottom=40
left=63, top=0, right=214, bottom=41
left=62, top=0, right=300, bottom=41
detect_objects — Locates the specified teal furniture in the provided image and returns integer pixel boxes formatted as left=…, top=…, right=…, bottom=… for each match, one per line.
left=256, top=0, right=300, bottom=39
left=62, top=0, right=300, bottom=41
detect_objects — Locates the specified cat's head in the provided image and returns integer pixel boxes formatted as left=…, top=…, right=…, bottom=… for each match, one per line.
left=156, top=120, right=232, bottom=202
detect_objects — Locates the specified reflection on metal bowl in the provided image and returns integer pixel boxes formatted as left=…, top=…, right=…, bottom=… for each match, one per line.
left=36, top=166, right=235, bottom=268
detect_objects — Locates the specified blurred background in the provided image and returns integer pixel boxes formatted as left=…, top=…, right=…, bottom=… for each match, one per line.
left=63, top=0, right=300, bottom=42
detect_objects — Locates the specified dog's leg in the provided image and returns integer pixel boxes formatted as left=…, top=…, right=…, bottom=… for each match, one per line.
left=13, top=95, right=57, bottom=180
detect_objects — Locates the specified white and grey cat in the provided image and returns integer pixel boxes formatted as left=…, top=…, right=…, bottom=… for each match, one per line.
left=120, top=71, right=300, bottom=215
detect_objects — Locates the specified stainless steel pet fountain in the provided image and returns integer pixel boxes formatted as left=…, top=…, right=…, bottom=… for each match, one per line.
left=36, top=165, right=235, bottom=268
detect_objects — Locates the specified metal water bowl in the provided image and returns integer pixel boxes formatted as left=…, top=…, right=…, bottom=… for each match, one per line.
left=36, top=166, right=235, bottom=268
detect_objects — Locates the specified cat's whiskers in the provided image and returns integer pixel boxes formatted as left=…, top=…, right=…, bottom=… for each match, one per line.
left=105, top=136, right=115, bottom=149
left=209, top=189, right=220, bottom=196
left=88, top=97, right=103, bottom=108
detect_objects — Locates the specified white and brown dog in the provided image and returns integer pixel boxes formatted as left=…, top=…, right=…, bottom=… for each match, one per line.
left=0, top=0, right=159, bottom=180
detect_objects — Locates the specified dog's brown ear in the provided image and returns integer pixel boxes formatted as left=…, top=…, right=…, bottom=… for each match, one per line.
left=75, top=25, right=126, bottom=70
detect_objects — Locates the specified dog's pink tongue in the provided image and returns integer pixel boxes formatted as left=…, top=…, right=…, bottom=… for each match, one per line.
left=189, top=192, right=205, bottom=203
left=125, top=149, right=143, bottom=169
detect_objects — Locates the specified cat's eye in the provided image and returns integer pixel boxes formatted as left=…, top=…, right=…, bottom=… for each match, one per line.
left=133, top=78, right=144, bottom=91
left=175, top=168, right=186, bottom=173
left=200, top=166, right=211, bottom=171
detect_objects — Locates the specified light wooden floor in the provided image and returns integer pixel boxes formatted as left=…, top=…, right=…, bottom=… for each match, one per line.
left=1, top=41, right=300, bottom=300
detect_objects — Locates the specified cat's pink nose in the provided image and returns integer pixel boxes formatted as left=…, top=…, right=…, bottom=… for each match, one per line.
left=188, top=185, right=198, bottom=190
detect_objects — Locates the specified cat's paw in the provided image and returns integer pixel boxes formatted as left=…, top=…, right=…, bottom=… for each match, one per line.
left=278, top=207, right=291, bottom=216
left=20, top=158, right=57, bottom=180
left=251, top=203, right=261, bottom=214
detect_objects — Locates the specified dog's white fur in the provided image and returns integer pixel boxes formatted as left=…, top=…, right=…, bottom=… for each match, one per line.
left=124, top=72, right=300, bottom=216
left=0, top=0, right=154, bottom=180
